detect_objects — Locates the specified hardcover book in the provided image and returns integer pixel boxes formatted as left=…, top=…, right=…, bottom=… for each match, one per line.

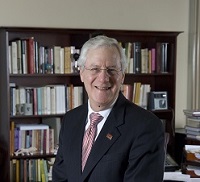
left=133, top=42, right=141, bottom=73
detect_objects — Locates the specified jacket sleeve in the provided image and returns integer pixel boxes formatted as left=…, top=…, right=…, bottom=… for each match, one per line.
left=52, top=121, right=68, bottom=182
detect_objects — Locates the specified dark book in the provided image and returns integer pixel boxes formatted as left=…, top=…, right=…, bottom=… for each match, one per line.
left=156, top=42, right=162, bottom=73
left=132, top=42, right=141, bottom=73
left=161, top=43, right=168, bottom=73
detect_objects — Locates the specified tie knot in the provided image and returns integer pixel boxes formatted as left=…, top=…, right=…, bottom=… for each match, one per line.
left=89, top=112, right=103, bottom=126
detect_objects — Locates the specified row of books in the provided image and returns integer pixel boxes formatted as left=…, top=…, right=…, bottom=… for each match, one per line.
left=124, top=42, right=169, bottom=74
left=183, top=109, right=200, bottom=140
left=9, top=37, right=80, bottom=74
left=10, top=83, right=83, bottom=116
left=9, top=37, right=170, bottom=75
left=121, top=83, right=151, bottom=109
left=10, top=119, right=61, bottom=156
left=10, top=158, right=53, bottom=182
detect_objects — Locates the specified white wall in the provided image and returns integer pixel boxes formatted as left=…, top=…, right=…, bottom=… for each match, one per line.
left=0, top=0, right=189, bottom=128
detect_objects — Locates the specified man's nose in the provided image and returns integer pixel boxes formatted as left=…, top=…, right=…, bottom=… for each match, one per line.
left=98, top=69, right=110, bottom=81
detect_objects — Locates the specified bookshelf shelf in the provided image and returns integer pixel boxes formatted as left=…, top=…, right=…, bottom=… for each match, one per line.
left=11, top=153, right=56, bottom=160
left=0, top=27, right=181, bottom=181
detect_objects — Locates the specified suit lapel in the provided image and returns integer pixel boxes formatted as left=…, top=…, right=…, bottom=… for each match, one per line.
left=67, top=105, right=88, bottom=178
left=81, top=93, right=126, bottom=180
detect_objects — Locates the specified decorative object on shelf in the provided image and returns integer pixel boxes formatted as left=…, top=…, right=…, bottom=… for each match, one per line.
left=14, top=147, right=37, bottom=156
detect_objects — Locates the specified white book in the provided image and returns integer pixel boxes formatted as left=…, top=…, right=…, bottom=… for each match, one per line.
left=129, top=58, right=133, bottom=73
left=46, top=86, right=51, bottom=115
left=50, top=86, right=56, bottom=114
left=8, top=45, right=12, bottom=74
left=11, top=41, right=18, bottom=74
left=37, top=87, right=42, bottom=115
left=18, top=87, right=26, bottom=104
left=60, top=47, right=64, bottom=74
left=42, top=87, right=47, bottom=115
left=73, top=86, right=83, bottom=108
left=55, top=85, right=66, bottom=114
left=16, top=124, right=49, bottom=130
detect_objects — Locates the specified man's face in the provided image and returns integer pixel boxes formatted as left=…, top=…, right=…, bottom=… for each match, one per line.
left=80, top=46, right=125, bottom=111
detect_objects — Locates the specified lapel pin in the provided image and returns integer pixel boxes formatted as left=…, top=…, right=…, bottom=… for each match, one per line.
left=106, top=133, right=113, bottom=140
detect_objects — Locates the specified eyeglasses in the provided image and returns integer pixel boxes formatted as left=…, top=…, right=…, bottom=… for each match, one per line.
left=83, top=66, right=122, bottom=76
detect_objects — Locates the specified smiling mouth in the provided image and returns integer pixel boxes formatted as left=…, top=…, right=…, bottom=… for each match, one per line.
left=95, top=86, right=111, bottom=90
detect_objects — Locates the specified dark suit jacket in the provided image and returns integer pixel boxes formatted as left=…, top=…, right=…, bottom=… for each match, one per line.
left=52, top=92, right=165, bottom=182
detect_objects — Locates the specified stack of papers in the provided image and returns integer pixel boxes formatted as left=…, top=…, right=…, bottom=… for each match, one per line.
left=164, top=172, right=191, bottom=181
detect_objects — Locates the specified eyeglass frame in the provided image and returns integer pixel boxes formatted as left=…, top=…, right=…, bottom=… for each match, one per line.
left=83, top=66, right=122, bottom=76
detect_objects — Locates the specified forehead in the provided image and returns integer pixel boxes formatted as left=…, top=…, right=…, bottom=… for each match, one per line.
left=85, top=46, right=121, bottom=66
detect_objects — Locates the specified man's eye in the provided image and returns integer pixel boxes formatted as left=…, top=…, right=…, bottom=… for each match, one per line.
left=108, top=69, right=116, bottom=74
left=91, top=68, right=99, bottom=71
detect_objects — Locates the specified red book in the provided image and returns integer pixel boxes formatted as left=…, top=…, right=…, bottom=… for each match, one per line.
left=27, top=37, right=35, bottom=74
left=122, top=84, right=133, bottom=101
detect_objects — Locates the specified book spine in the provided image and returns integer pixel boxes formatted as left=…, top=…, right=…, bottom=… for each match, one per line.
left=133, top=42, right=141, bottom=73
left=27, top=37, right=35, bottom=74
left=11, top=41, right=18, bottom=74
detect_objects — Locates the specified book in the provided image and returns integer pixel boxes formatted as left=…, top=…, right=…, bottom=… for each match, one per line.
left=16, top=124, right=49, bottom=130
left=73, top=86, right=83, bottom=108
left=124, top=42, right=132, bottom=73
left=132, top=42, right=141, bottom=73
left=64, top=46, right=71, bottom=74
left=186, top=117, right=200, bottom=128
left=186, top=129, right=200, bottom=136
left=161, top=43, right=168, bottom=73
left=133, top=82, right=141, bottom=105
left=53, top=46, right=61, bottom=74
left=156, top=42, right=162, bottom=73
left=122, top=84, right=133, bottom=101
left=151, top=48, right=156, bottom=73
left=16, top=39, right=22, bottom=74
left=26, top=37, right=35, bottom=74
left=42, top=117, right=61, bottom=146
left=183, top=109, right=200, bottom=117
left=21, top=39, right=28, bottom=74
left=185, top=125, right=200, bottom=132
left=11, top=41, right=18, bottom=74
left=141, top=48, right=148, bottom=73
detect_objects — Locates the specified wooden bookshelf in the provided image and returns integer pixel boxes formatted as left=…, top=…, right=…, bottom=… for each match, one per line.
left=0, top=27, right=181, bottom=181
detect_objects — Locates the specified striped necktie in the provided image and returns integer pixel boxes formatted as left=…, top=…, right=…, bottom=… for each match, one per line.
left=82, top=112, right=103, bottom=171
